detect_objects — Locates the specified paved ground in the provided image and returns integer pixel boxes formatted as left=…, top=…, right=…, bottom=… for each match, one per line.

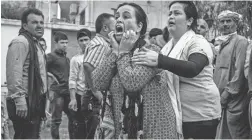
left=2, top=87, right=69, bottom=139
left=8, top=113, right=69, bottom=139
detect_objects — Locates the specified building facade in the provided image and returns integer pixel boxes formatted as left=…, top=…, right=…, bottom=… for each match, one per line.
left=1, top=0, right=169, bottom=85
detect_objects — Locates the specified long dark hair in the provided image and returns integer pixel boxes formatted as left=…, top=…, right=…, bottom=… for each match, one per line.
left=163, top=26, right=170, bottom=42
left=169, top=1, right=198, bottom=32
left=117, top=3, right=148, bottom=36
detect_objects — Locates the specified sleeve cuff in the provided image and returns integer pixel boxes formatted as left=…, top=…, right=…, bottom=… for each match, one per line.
left=69, top=81, right=77, bottom=90
left=14, top=96, right=27, bottom=106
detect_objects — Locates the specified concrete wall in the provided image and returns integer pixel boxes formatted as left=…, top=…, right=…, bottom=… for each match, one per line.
left=1, top=1, right=171, bottom=85
left=92, top=1, right=169, bottom=31
left=1, top=20, right=52, bottom=85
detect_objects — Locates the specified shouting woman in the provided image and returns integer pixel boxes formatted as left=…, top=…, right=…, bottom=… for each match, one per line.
left=92, top=2, right=180, bottom=139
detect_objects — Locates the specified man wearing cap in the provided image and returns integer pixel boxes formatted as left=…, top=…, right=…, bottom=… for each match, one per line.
left=68, top=28, right=91, bottom=138
left=214, top=10, right=250, bottom=139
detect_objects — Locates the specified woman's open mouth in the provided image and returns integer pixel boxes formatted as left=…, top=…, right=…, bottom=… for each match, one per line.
left=168, top=21, right=175, bottom=26
left=115, top=23, right=125, bottom=42
left=115, top=24, right=124, bottom=35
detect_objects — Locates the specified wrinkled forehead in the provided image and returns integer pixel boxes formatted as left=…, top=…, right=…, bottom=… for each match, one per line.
left=219, top=17, right=235, bottom=22
left=27, top=13, right=44, bottom=21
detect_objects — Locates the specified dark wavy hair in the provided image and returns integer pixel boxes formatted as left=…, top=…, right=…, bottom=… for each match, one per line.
left=21, top=8, right=44, bottom=25
left=169, top=1, right=198, bottom=32
left=117, top=3, right=148, bottom=36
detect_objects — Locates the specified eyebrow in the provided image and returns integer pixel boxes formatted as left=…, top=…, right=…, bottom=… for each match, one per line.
left=169, top=9, right=182, bottom=12
left=122, top=11, right=131, bottom=15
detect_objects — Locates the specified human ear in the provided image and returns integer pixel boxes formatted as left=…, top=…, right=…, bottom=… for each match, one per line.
left=103, top=25, right=108, bottom=32
left=22, top=23, right=28, bottom=30
left=136, top=22, right=143, bottom=34
left=187, top=17, right=194, bottom=28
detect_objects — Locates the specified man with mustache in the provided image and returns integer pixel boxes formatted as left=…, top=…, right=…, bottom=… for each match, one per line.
left=6, top=8, right=47, bottom=139
left=214, top=10, right=250, bottom=139
left=83, top=13, right=116, bottom=138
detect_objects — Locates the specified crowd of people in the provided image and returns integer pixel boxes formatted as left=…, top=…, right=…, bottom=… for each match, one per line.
left=2, top=1, right=252, bottom=139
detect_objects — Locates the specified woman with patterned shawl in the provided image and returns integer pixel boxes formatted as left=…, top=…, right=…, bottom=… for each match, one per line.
left=92, top=2, right=179, bottom=139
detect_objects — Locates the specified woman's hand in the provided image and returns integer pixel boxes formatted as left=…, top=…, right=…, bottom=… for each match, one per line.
left=119, top=30, right=138, bottom=54
left=132, top=47, right=159, bottom=67
left=108, top=31, right=119, bottom=55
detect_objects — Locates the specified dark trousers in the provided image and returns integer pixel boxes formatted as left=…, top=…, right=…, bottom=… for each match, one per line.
left=50, top=93, right=74, bottom=139
left=183, top=118, right=219, bottom=139
left=70, top=93, right=86, bottom=139
left=80, top=94, right=101, bottom=139
left=6, top=98, right=41, bottom=139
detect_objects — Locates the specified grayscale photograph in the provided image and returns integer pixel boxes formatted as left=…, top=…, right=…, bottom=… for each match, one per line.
left=1, top=0, right=252, bottom=139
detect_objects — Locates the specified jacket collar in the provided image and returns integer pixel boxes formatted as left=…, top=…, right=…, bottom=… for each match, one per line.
left=54, top=48, right=66, bottom=56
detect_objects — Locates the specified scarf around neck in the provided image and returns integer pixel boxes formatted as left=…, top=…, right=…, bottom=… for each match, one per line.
left=161, top=30, right=196, bottom=139
left=19, top=28, right=44, bottom=122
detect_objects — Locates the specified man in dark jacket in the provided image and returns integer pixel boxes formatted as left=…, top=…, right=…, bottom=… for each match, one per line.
left=47, top=31, right=72, bottom=139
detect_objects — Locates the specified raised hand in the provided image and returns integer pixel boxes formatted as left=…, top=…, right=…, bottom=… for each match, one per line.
left=119, top=30, right=138, bottom=54
left=108, top=31, right=119, bottom=55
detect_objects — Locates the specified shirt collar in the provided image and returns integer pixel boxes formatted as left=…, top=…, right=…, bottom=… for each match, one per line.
left=96, top=33, right=110, bottom=43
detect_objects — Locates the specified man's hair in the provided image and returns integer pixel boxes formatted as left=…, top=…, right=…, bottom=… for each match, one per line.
left=77, top=28, right=91, bottom=40
left=95, top=13, right=114, bottom=33
left=149, top=28, right=163, bottom=38
left=54, top=31, right=68, bottom=43
left=21, top=8, right=44, bottom=25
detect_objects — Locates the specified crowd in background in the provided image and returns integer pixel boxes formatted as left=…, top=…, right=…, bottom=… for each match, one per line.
left=2, top=1, right=252, bottom=139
